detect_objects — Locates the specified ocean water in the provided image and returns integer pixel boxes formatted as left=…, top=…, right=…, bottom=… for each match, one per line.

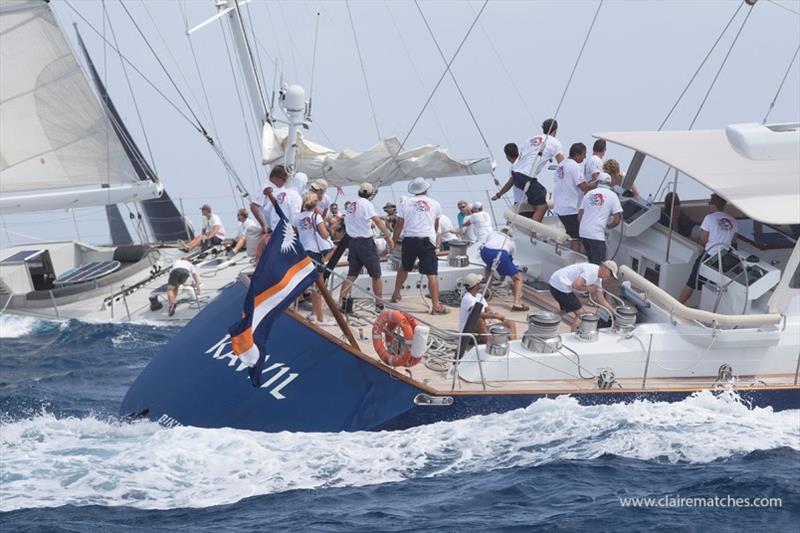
left=1, top=315, right=798, bottom=532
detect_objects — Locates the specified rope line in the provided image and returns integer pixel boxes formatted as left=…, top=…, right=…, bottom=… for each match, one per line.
left=373, top=0, right=489, bottom=193
left=345, top=0, right=382, bottom=141
left=414, top=1, right=494, bottom=171
left=763, top=43, right=800, bottom=124
left=233, top=0, right=270, bottom=122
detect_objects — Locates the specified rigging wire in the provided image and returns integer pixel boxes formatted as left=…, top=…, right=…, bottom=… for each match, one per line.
left=762, top=43, right=800, bottom=124
left=178, top=0, right=245, bottom=210
left=766, top=0, right=800, bottom=16
left=233, top=0, right=271, bottom=122
left=374, top=0, right=489, bottom=192
left=308, top=11, right=320, bottom=103
left=345, top=0, right=383, bottom=141
left=243, top=0, right=274, bottom=117
left=414, top=1, right=494, bottom=178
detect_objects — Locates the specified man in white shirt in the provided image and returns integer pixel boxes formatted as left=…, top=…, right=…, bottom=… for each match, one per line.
left=583, top=139, right=606, bottom=183
left=250, top=165, right=303, bottom=235
left=507, top=118, right=565, bottom=222
left=166, top=257, right=201, bottom=317
left=184, top=204, right=226, bottom=252
left=309, top=179, right=332, bottom=218
left=438, top=213, right=457, bottom=251
left=578, top=186, right=623, bottom=264
left=479, top=226, right=528, bottom=311
left=229, top=208, right=262, bottom=257
left=390, top=177, right=448, bottom=315
left=553, top=142, right=598, bottom=252
left=339, top=182, right=394, bottom=311
left=461, top=202, right=493, bottom=243
left=458, top=272, right=517, bottom=341
left=491, top=143, right=536, bottom=218
left=679, top=194, right=737, bottom=304
left=548, top=260, right=618, bottom=330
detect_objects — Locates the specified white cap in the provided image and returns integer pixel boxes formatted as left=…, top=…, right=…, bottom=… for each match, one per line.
left=310, top=178, right=328, bottom=191
left=464, top=272, right=483, bottom=289
left=359, top=182, right=374, bottom=195
left=408, top=177, right=431, bottom=195
left=471, top=201, right=483, bottom=211
left=602, top=260, right=619, bottom=279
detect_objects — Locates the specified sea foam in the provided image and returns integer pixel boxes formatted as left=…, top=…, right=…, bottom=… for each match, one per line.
left=1, top=392, right=797, bottom=511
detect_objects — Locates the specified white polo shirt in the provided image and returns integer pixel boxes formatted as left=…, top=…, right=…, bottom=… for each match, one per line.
left=549, top=262, right=602, bottom=294
left=399, top=195, right=441, bottom=243
left=238, top=218, right=262, bottom=256
left=203, top=213, right=226, bottom=238
left=255, top=184, right=302, bottom=232
left=701, top=211, right=736, bottom=254
left=293, top=210, right=333, bottom=253
left=583, top=154, right=603, bottom=183
left=459, top=291, right=486, bottom=332
left=579, top=188, right=623, bottom=241
left=467, top=211, right=493, bottom=243
left=482, top=230, right=515, bottom=254
left=438, top=214, right=457, bottom=243
left=553, top=158, right=587, bottom=216
left=344, top=197, right=378, bottom=239
left=171, top=259, right=196, bottom=274
left=512, top=135, right=563, bottom=178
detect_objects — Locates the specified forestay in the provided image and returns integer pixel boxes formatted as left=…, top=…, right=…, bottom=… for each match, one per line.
left=0, top=0, right=142, bottom=195
left=262, top=124, right=493, bottom=187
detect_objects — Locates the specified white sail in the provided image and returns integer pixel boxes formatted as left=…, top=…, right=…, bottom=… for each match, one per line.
left=262, top=124, right=494, bottom=187
left=0, top=0, right=145, bottom=197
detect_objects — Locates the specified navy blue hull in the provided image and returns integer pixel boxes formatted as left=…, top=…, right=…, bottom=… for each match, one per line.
left=121, top=283, right=800, bottom=433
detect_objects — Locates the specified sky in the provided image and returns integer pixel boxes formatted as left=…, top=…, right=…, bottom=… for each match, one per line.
left=1, top=0, right=799, bottom=247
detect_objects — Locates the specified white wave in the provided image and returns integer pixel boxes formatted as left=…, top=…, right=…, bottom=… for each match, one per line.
left=1, top=392, right=797, bottom=512
left=0, top=315, right=49, bottom=338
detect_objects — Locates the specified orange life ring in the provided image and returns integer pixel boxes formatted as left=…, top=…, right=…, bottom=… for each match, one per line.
left=372, top=309, right=420, bottom=367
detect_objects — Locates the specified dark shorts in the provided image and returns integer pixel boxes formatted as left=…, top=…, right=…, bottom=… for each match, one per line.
left=201, top=236, right=223, bottom=251
left=308, top=250, right=332, bottom=274
left=581, top=238, right=607, bottom=265
left=401, top=236, right=438, bottom=275
left=558, top=214, right=580, bottom=239
left=347, top=237, right=382, bottom=278
left=440, top=240, right=451, bottom=252
left=480, top=247, right=519, bottom=277
left=168, top=268, right=190, bottom=288
left=511, top=171, right=547, bottom=207
left=549, top=285, right=582, bottom=313
left=686, top=253, right=709, bottom=289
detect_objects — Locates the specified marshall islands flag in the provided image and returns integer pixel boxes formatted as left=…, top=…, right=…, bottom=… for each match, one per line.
left=229, top=199, right=317, bottom=386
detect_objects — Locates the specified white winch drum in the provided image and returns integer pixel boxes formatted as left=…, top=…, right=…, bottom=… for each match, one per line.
left=614, top=305, right=637, bottom=335
left=522, top=310, right=562, bottom=353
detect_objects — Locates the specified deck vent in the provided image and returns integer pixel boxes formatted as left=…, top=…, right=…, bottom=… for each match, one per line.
left=522, top=310, right=562, bottom=353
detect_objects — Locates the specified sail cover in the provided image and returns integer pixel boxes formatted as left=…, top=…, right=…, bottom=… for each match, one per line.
left=0, top=0, right=141, bottom=194
left=262, top=125, right=494, bottom=187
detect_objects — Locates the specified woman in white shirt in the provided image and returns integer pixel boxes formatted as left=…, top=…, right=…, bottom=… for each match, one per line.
left=293, top=192, right=335, bottom=326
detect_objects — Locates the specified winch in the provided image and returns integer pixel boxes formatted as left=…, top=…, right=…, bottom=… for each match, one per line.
left=614, top=305, right=637, bottom=336
left=486, top=324, right=510, bottom=356
left=447, top=240, right=471, bottom=268
left=522, top=310, right=562, bottom=353
left=576, top=312, right=599, bottom=342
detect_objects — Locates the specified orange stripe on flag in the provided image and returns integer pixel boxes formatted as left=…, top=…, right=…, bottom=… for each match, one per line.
left=253, top=256, right=313, bottom=308
left=231, top=328, right=254, bottom=355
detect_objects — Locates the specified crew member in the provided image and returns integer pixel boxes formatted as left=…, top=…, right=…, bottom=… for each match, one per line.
left=509, top=118, right=565, bottom=222
left=578, top=185, right=623, bottom=264
left=438, top=213, right=457, bottom=251
left=659, top=192, right=694, bottom=238
left=293, top=192, right=335, bottom=326
left=339, top=182, right=394, bottom=311
left=548, top=260, right=618, bottom=330
left=678, top=194, right=737, bottom=304
left=184, top=204, right=226, bottom=252
left=461, top=202, right=493, bottom=243
left=229, top=208, right=262, bottom=257
left=584, top=139, right=606, bottom=183
left=309, top=179, right=332, bottom=218
left=166, top=257, right=201, bottom=317
left=553, top=142, right=597, bottom=252
left=459, top=272, right=517, bottom=341
left=601, top=159, right=640, bottom=199
left=456, top=200, right=474, bottom=240
left=480, top=226, right=529, bottom=312
left=250, top=165, right=302, bottom=258
left=382, top=202, right=398, bottom=233
left=390, top=177, right=448, bottom=315
left=491, top=142, right=536, bottom=217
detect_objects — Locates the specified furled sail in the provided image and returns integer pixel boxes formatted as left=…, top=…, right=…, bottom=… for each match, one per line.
left=0, top=0, right=160, bottom=211
left=262, top=124, right=494, bottom=187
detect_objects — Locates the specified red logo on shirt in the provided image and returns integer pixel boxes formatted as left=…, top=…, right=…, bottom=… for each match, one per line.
left=414, top=200, right=430, bottom=212
left=717, top=217, right=734, bottom=231
left=277, top=192, right=286, bottom=203
left=299, top=216, right=314, bottom=231
left=345, top=202, right=356, bottom=215
left=589, top=193, right=604, bottom=206
left=532, top=136, right=543, bottom=146
left=555, top=165, right=564, bottom=179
